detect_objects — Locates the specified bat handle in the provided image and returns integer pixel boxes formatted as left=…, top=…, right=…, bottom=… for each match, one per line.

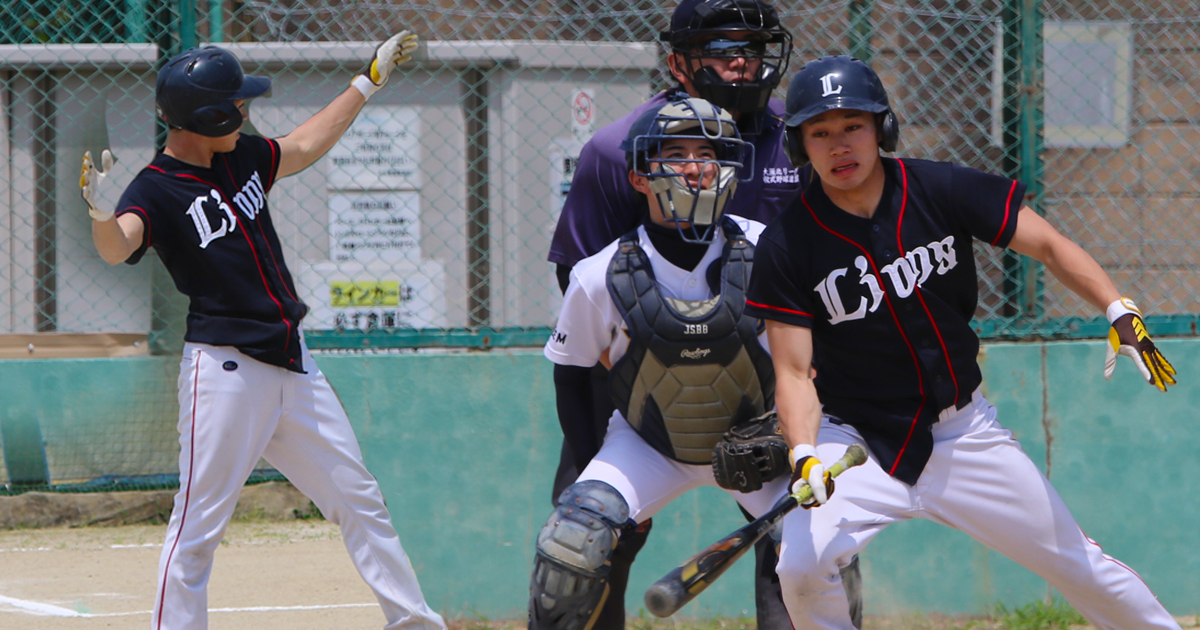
left=790, top=443, right=868, bottom=505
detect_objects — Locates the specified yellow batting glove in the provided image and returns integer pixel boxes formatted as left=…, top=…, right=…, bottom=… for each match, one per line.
left=1103, top=298, right=1177, bottom=392
left=80, top=149, right=114, bottom=222
left=789, top=445, right=834, bottom=508
left=351, top=30, right=419, bottom=100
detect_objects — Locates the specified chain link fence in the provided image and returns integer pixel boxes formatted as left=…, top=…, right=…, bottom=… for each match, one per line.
left=2, top=0, right=1198, bottom=488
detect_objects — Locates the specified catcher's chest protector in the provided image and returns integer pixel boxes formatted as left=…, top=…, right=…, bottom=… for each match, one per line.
left=607, top=219, right=775, bottom=464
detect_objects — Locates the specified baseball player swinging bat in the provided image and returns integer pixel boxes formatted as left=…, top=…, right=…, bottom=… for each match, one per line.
left=644, top=443, right=869, bottom=618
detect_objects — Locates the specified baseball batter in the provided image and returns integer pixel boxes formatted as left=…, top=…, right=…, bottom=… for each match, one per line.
left=545, top=1, right=861, bottom=626
left=744, top=55, right=1179, bottom=630
left=80, top=38, right=446, bottom=630
left=530, top=97, right=793, bottom=630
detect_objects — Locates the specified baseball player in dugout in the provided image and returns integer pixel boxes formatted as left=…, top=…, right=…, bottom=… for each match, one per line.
left=546, top=0, right=862, bottom=627
left=745, top=55, right=1180, bottom=630
left=80, top=34, right=446, bottom=630
left=532, top=96, right=802, bottom=630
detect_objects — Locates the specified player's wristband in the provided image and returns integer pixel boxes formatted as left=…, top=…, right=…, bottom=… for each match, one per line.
left=1106, top=297, right=1142, bottom=324
left=351, top=74, right=380, bottom=100
left=789, top=444, right=817, bottom=470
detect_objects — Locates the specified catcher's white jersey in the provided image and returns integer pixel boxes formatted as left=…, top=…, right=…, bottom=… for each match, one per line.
left=545, top=216, right=768, bottom=371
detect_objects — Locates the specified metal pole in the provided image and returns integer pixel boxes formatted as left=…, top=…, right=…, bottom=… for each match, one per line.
left=209, top=0, right=224, bottom=43
left=179, top=0, right=198, bottom=49
left=125, top=0, right=149, bottom=43
left=33, top=72, right=56, bottom=332
left=463, top=66, right=491, bottom=328
left=1000, top=0, right=1044, bottom=323
left=1000, top=1, right=1022, bottom=319
left=848, top=0, right=875, bottom=63
left=1018, top=0, right=1044, bottom=320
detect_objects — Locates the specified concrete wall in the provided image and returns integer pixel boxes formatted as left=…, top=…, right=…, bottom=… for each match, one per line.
left=1, top=338, right=1197, bottom=618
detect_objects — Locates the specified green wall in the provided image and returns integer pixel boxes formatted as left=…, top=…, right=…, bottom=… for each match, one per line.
left=1, top=339, right=1197, bottom=619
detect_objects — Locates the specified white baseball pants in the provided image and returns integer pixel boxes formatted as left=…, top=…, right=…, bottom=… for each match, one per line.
left=577, top=411, right=790, bottom=523
left=152, top=341, right=445, bottom=630
left=776, top=391, right=1179, bottom=630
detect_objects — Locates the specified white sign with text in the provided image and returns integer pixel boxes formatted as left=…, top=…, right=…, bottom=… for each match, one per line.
left=328, top=191, right=421, bottom=264
left=327, top=105, right=421, bottom=190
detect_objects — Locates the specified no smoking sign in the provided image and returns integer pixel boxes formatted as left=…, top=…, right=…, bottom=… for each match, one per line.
left=571, top=89, right=595, bottom=140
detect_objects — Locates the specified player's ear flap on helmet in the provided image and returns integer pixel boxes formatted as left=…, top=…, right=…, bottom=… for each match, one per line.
left=784, top=126, right=806, bottom=168
left=877, top=111, right=899, bottom=153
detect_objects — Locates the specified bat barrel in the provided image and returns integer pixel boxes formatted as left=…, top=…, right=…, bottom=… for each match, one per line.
left=645, top=576, right=689, bottom=618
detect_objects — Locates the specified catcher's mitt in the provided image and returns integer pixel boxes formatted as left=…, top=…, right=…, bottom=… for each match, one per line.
left=711, top=410, right=791, bottom=493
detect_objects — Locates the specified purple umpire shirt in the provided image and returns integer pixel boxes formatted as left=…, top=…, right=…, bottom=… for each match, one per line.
left=548, top=88, right=803, bottom=268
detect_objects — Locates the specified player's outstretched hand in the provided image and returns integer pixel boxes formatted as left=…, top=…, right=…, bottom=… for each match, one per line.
left=790, top=445, right=835, bottom=508
left=352, top=30, right=419, bottom=100
left=80, top=149, right=114, bottom=222
left=1104, top=298, right=1176, bottom=392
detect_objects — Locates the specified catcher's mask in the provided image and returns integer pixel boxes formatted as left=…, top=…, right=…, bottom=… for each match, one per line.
left=661, top=0, right=793, bottom=117
left=620, top=97, right=753, bottom=244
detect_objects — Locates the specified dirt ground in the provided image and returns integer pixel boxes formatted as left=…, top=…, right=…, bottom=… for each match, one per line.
left=0, top=520, right=1015, bottom=630
left=1, top=488, right=1195, bottom=630
left=0, top=520, right=392, bottom=630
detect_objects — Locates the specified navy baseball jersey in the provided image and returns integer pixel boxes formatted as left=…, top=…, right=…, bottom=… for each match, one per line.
left=548, top=88, right=802, bottom=268
left=116, top=134, right=308, bottom=372
left=745, top=158, right=1026, bottom=484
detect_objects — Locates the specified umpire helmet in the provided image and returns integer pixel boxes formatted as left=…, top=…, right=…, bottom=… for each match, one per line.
left=619, top=97, right=752, bottom=243
left=661, top=0, right=793, bottom=116
left=783, top=55, right=899, bottom=167
left=156, top=47, right=271, bottom=138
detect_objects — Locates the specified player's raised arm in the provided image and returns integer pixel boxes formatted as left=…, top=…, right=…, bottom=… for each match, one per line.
left=81, top=149, right=144, bottom=265
left=1007, top=205, right=1176, bottom=391
left=275, top=30, right=418, bottom=178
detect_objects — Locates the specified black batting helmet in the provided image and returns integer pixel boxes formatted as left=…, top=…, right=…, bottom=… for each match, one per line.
left=661, top=0, right=793, bottom=116
left=783, top=55, right=899, bottom=167
left=156, top=47, right=271, bottom=138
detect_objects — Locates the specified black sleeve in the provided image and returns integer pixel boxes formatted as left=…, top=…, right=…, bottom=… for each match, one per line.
left=556, top=263, right=572, bottom=295
left=946, top=163, right=1026, bottom=248
left=240, top=134, right=282, bottom=191
left=554, top=364, right=600, bottom=471
left=745, top=228, right=817, bottom=328
left=113, top=178, right=155, bottom=265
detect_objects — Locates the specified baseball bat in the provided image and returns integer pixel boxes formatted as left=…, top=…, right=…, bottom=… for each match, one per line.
left=644, top=443, right=868, bottom=618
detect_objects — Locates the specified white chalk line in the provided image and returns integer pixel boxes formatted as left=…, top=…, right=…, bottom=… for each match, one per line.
left=0, top=543, right=158, bottom=553
left=1, top=540, right=295, bottom=553
left=0, top=594, right=374, bottom=618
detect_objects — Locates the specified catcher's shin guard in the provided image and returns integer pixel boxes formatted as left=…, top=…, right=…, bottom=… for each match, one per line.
left=593, top=518, right=653, bottom=630
left=529, top=481, right=630, bottom=630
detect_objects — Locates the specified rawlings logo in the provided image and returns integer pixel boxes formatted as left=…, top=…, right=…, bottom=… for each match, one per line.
left=681, top=347, right=711, bottom=360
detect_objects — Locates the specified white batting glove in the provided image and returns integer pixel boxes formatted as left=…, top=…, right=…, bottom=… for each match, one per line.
left=80, top=149, right=114, bottom=222
left=1103, top=298, right=1177, bottom=392
left=351, top=30, right=419, bottom=100
left=789, top=445, right=834, bottom=508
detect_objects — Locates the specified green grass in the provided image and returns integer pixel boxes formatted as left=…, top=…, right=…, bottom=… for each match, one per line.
left=439, top=599, right=1200, bottom=630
